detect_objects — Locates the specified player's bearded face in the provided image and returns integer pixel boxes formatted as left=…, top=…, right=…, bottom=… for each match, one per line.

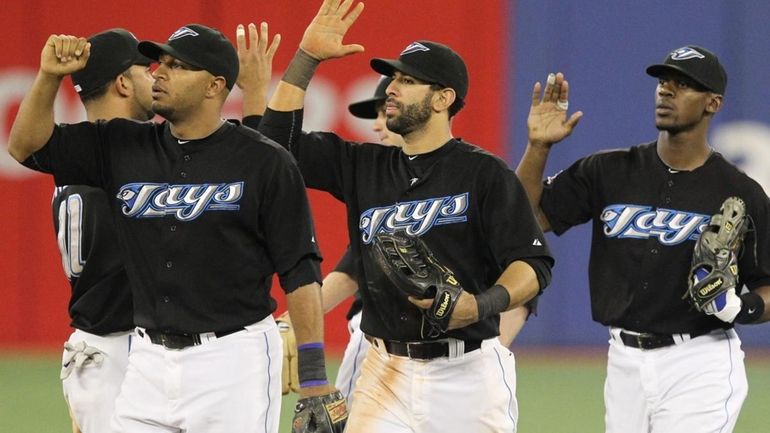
left=386, top=90, right=433, bottom=136
left=151, top=56, right=210, bottom=122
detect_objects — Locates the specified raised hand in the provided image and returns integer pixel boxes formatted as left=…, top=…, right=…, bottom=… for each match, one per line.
left=236, top=22, right=281, bottom=93
left=300, top=0, right=365, bottom=60
left=528, top=72, right=583, bottom=148
left=40, top=35, right=90, bottom=77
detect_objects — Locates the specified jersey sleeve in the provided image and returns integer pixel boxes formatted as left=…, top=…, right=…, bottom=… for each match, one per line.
left=740, top=186, right=770, bottom=290
left=332, top=246, right=359, bottom=279
left=22, top=122, right=104, bottom=187
left=540, top=154, right=598, bottom=235
left=481, top=164, right=554, bottom=272
left=259, top=108, right=354, bottom=201
left=259, top=146, right=323, bottom=293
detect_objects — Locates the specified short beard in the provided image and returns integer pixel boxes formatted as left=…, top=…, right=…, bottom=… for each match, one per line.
left=152, top=102, right=177, bottom=123
left=386, top=92, right=433, bottom=136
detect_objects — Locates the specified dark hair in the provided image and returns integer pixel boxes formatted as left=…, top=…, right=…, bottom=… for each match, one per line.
left=430, top=83, right=465, bottom=118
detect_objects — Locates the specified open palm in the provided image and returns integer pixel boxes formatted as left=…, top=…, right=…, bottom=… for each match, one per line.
left=300, top=0, right=365, bottom=60
left=528, top=73, right=583, bottom=147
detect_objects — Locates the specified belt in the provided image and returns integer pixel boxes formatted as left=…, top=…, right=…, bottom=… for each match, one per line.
left=366, top=335, right=481, bottom=360
left=618, top=329, right=710, bottom=350
left=137, top=327, right=244, bottom=350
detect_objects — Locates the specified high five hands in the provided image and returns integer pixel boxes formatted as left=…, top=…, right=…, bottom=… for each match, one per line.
left=528, top=72, right=583, bottom=148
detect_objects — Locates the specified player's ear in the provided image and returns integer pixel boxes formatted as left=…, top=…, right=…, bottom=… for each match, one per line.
left=206, top=76, right=228, bottom=99
left=432, top=87, right=456, bottom=114
left=705, top=93, right=723, bottom=114
left=115, top=74, right=132, bottom=98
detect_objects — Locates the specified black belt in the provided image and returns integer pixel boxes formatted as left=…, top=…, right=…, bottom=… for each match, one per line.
left=618, top=329, right=710, bottom=350
left=138, top=327, right=244, bottom=350
left=367, top=336, right=482, bottom=360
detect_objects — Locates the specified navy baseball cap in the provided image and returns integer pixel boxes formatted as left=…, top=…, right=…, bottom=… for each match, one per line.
left=370, top=41, right=469, bottom=102
left=348, top=76, right=393, bottom=119
left=138, top=24, right=239, bottom=90
left=72, top=28, right=153, bottom=97
left=646, top=45, right=727, bottom=94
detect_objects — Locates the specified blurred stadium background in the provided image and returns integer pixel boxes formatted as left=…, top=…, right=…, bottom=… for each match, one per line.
left=1, top=1, right=768, bottom=432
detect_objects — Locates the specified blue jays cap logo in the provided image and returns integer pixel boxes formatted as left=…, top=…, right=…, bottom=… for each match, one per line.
left=168, top=26, right=199, bottom=41
left=401, top=42, right=430, bottom=56
left=670, top=47, right=705, bottom=61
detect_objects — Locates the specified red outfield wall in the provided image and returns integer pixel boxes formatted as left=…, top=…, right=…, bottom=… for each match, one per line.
left=0, top=0, right=507, bottom=350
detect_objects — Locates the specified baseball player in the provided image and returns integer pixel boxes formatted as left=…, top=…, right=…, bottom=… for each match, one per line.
left=257, top=2, right=554, bottom=432
left=8, top=23, right=343, bottom=433
left=516, top=46, right=770, bottom=433
left=52, top=28, right=153, bottom=433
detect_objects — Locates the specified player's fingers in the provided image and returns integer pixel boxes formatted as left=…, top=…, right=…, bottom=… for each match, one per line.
left=318, top=0, right=336, bottom=15
left=267, top=34, right=281, bottom=59
left=407, top=296, right=434, bottom=310
left=558, top=77, right=570, bottom=103
left=60, top=35, right=73, bottom=61
left=74, top=38, right=88, bottom=57
left=543, top=73, right=555, bottom=102
left=565, top=111, right=584, bottom=129
left=236, top=24, right=247, bottom=52
left=342, top=2, right=365, bottom=28
left=256, top=22, right=266, bottom=50
left=531, top=82, right=542, bottom=106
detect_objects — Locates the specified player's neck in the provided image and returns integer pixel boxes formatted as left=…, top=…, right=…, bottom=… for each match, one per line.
left=169, top=110, right=226, bottom=140
left=85, top=98, right=136, bottom=122
left=402, top=117, right=453, bottom=155
left=656, top=130, right=713, bottom=171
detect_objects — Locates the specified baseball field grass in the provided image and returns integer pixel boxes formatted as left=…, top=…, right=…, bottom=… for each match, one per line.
left=1, top=347, right=768, bottom=433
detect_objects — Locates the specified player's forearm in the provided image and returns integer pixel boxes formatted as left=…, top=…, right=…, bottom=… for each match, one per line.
left=753, top=285, right=770, bottom=323
left=321, top=271, right=359, bottom=313
left=515, top=145, right=553, bottom=232
left=285, top=282, right=325, bottom=344
left=241, top=89, right=268, bottom=118
left=267, top=49, right=318, bottom=112
left=8, top=71, right=61, bottom=162
left=498, top=306, right=529, bottom=347
left=496, top=260, right=540, bottom=309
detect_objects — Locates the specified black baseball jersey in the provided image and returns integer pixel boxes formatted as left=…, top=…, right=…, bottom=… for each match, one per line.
left=541, top=141, right=770, bottom=334
left=333, top=246, right=363, bottom=320
left=52, top=185, right=133, bottom=335
left=257, top=110, right=553, bottom=342
left=24, top=119, right=322, bottom=334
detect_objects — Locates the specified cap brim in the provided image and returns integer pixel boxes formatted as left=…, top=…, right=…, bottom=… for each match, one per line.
left=645, top=64, right=714, bottom=92
left=348, top=97, right=385, bottom=119
left=137, top=41, right=205, bottom=70
left=370, top=58, right=434, bottom=84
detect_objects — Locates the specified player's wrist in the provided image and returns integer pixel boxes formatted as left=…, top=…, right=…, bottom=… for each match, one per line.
left=282, top=49, right=320, bottom=90
left=476, top=284, right=511, bottom=321
left=297, top=342, right=328, bottom=388
left=735, top=292, right=764, bottom=324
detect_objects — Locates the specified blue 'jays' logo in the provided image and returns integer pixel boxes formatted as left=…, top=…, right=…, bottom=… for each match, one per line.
left=600, top=204, right=710, bottom=245
left=117, top=182, right=244, bottom=221
left=359, top=193, right=469, bottom=243
left=669, top=47, right=705, bottom=61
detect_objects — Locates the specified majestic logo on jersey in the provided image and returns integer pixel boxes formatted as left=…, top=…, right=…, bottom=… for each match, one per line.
left=359, top=193, right=469, bottom=243
left=401, top=42, right=430, bottom=56
left=168, top=26, right=199, bottom=41
left=601, top=204, right=710, bottom=245
left=669, top=47, right=705, bottom=61
left=117, top=182, right=244, bottom=221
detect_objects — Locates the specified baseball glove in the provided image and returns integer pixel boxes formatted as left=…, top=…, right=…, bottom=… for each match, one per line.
left=684, top=196, right=749, bottom=311
left=371, top=232, right=463, bottom=334
left=276, top=312, right=299, bottom=394
left=292, top=390, right=348, bottom=433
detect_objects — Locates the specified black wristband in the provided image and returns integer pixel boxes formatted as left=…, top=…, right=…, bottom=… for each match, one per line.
left=476, top=284, right=511, bottom=321
left=282, top=49, right=320, bottom=91
left=735, top=292, right=765, bottom=324
left=297, top=343, right=328, bottom=387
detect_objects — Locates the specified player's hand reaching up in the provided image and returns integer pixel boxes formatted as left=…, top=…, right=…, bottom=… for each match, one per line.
left=40, top=35, right=90, bottom=77
left=528, top=72, right=583, bottom=149
left=237, top=22, right=281, bottom=116
left=300, top=0, right=365, bottom=60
